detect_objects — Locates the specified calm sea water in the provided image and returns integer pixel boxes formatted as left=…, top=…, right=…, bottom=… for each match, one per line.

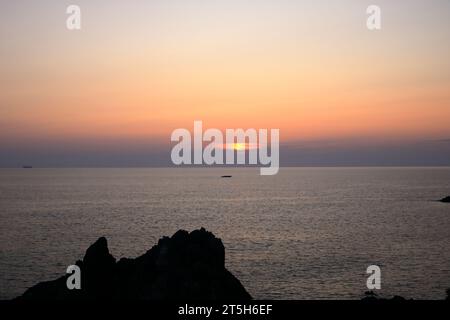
left=0, top=167, right=449, bottom=300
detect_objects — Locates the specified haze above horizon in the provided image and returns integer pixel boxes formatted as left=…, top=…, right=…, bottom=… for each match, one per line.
left=1, top=0, right=449, bottom=166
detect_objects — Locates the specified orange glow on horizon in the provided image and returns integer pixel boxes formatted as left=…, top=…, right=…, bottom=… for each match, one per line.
left=1, top=1, right=450, bottom=147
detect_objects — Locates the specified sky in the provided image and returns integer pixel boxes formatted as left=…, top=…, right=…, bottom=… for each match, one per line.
left=1, top=0, right=450, bottom=167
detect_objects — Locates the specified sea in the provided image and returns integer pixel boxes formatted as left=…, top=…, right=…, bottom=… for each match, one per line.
left=0, top=167, right=449, bottom=300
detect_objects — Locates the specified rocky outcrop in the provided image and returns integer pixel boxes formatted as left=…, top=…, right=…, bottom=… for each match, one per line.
left=362, top=290, right=450, bottom=301
left=361, top=291, right=408, bottom=301
left=439, top=196, right=450, bottom=203
left=18, top=228, right=252, bottom=300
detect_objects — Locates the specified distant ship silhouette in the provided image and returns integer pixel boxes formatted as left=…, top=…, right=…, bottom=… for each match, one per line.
left=22, top=165, right=33, bottom=169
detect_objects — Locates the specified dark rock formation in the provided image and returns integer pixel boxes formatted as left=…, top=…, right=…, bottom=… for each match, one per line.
left=18, top=228, right=252, bottom=300
left=362, top=291, right=408, bottom=301
left=439, top=196, right=450, bottom=203
left=362, top=290, right=450, bottom=301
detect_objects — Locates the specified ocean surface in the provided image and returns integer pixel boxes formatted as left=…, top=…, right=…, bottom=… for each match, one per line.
left=0, top=167, right=449, bottom=300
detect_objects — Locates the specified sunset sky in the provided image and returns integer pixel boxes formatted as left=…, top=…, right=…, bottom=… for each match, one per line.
left=1, top=0, right=450, bottom=166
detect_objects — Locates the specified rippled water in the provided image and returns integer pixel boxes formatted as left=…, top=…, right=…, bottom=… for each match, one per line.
left=1, top=167, right=450, bottom=300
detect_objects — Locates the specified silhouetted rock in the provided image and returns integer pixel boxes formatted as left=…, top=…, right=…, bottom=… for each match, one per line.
left=17, top=228, right=251, bottom=300
left=362, top=290, right=409, bottom=301
left=362, top=289, right=450, bottom=301
left=361, top=290, right=378, bottom=301
left=439, top=196, right=450, bottom=203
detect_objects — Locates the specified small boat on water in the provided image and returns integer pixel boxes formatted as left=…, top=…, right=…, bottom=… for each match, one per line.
left=22, top=165, right=33, bottom=169
left=221, top=175, right=232, bottom=178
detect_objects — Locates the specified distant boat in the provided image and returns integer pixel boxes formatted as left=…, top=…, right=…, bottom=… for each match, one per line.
left=22, top=165, right=33, bottom=169
left=221, top=175, right=232, bottom=178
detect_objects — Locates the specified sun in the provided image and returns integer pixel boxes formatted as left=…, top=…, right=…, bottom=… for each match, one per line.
left=233, top=143, right=246, bottom=151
